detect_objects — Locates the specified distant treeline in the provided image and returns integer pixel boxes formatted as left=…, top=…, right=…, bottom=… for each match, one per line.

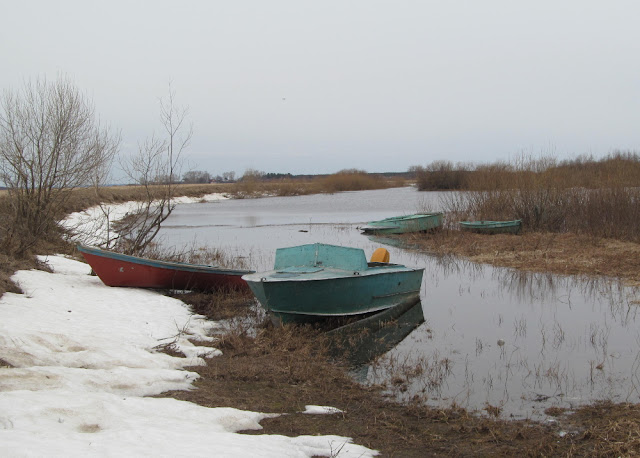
left=243, top=170, right=413, bottom=182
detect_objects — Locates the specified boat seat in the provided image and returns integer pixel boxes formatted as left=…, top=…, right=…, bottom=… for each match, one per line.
left=370, top=248, right=390, bottom=263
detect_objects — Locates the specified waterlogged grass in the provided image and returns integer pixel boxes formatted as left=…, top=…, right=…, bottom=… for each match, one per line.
left=163, top=307, right=640, bottom=456
left=404, top=230, right=640, bottom=286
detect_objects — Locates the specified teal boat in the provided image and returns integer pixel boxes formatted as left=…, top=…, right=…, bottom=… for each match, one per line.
left=360, top=212, right=443, bottom=235
left=241, top=243, right=424, bottom=324
left=459, top=219, right=522, bottom=235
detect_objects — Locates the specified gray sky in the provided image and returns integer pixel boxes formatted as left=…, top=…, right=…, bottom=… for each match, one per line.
left=2, top=0, right=640, bottom=178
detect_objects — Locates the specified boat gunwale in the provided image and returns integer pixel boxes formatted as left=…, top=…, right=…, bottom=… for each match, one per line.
left=77, top=244, right=253, bottom=275
left=242, top=265, right=425, bottom=283
left=361, top=212, right=443, bottom=234
left=375, top=212, right=443, bottom=222
left=459, top=219, right=522, bottom=227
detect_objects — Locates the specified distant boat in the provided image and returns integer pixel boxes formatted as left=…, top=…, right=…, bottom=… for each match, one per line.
left=77, top=244, right=253, bottom=291
left=360, top=212, right=443, bottom=235
left=242, top=243, right=424, bottom=324
left=459, top=219, right=522, bottom=235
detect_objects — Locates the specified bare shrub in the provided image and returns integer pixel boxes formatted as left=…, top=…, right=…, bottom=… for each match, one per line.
left=438, top=153, right=640, bottom=241
left=117, top=87, right=191, bottom=255
left=0, top=77, right=119, bottom=256
left=415, top=161, right=470, bottom=190
left=232, top=168, right=265, bottom=197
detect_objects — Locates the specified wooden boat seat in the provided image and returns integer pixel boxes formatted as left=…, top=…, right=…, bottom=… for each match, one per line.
left=370, top=248, right=390, bottom=263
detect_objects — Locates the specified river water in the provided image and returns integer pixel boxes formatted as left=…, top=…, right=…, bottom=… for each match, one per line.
left=159, top=187, right=640, bottom=420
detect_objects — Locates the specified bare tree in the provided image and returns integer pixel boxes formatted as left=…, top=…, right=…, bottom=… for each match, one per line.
left=117, top=87, right=192, bottom=255
left=182, top=170, right=211, bottom=184
left=222, top=171, right=236, bottom=182
left=0, top=77, right=119, bottom=255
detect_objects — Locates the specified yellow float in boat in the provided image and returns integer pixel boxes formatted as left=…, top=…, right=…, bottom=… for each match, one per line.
left=370, top=247, right=390, bottom=263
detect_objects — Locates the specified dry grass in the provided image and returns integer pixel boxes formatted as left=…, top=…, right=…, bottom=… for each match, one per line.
left=172, top=289, right=256, bottom=321
left=4, top=178, right=640, bottom=454
left=162, top=312, right=640, bottom=456
left=230, top=171, right=405, bottom=198
left=442, top=184, right=640, bottom=241
left=563, top=402, right=640, bottom=457
left=419, top=153, right=640, bottom=241
left=312, top=169, right=392, bottom=193
left=0, top=228, right=77, bottom=297
left=405, top=230, right=640, bottom=286
left=0, top=183, right=234, bottom=296
left=417, top=152, right=640, bottom=192
left=0, top=253, right=32, bottom=295
left=230, top=178, right=316, bottom=198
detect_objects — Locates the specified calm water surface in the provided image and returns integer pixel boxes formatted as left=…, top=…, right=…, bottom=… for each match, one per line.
left=160, top=187, right=640, bottom=420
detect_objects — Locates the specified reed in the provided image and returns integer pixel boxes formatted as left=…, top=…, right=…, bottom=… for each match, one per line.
left=231, top=177, right=315, bottom=198
left=311, top=169, right=394, bottom=193
left=230, top=169, right=401, bottom=197
left=433, top=152, right=640, bottom=241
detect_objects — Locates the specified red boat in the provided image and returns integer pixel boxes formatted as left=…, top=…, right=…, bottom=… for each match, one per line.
left=77, top=244, right=253, bottom=291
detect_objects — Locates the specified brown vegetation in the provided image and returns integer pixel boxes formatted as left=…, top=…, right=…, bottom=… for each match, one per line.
left=3, top=155, right=640, bottom=455
left=230, top=169, right=406, bottom=198
left=172, top=288, right=256, bottom=321
left=0, top=78, right=120, bottom=257
left=415, top=152, right=640, bottom=192
left=312, top=169, right=399, bottom=193
left=418, top=153, right=640, bottom=241
left=0, top=183, right=232, bottom=296
left=405, top=230, right=640, bottom=286
left=163, top=315, right=640, bottom=456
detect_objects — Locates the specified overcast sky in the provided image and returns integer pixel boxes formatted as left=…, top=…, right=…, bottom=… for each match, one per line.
left=2, top=1, right=639, bottom=178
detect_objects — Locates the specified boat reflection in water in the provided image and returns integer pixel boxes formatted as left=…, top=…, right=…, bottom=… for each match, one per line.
left=326, top=297, right=425, bottom=368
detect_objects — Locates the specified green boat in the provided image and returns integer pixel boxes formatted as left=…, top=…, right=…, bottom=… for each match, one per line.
left=459, top=219, right=522, bottom=235
left=360, top=212, right=443, bottom=235
left=242, top=243, right=424, bottom=324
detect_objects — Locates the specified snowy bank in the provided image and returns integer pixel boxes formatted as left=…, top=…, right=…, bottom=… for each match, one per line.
left=0, top=253, right=376, bottom=456
left=61, top=193, right=230, bottom=247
